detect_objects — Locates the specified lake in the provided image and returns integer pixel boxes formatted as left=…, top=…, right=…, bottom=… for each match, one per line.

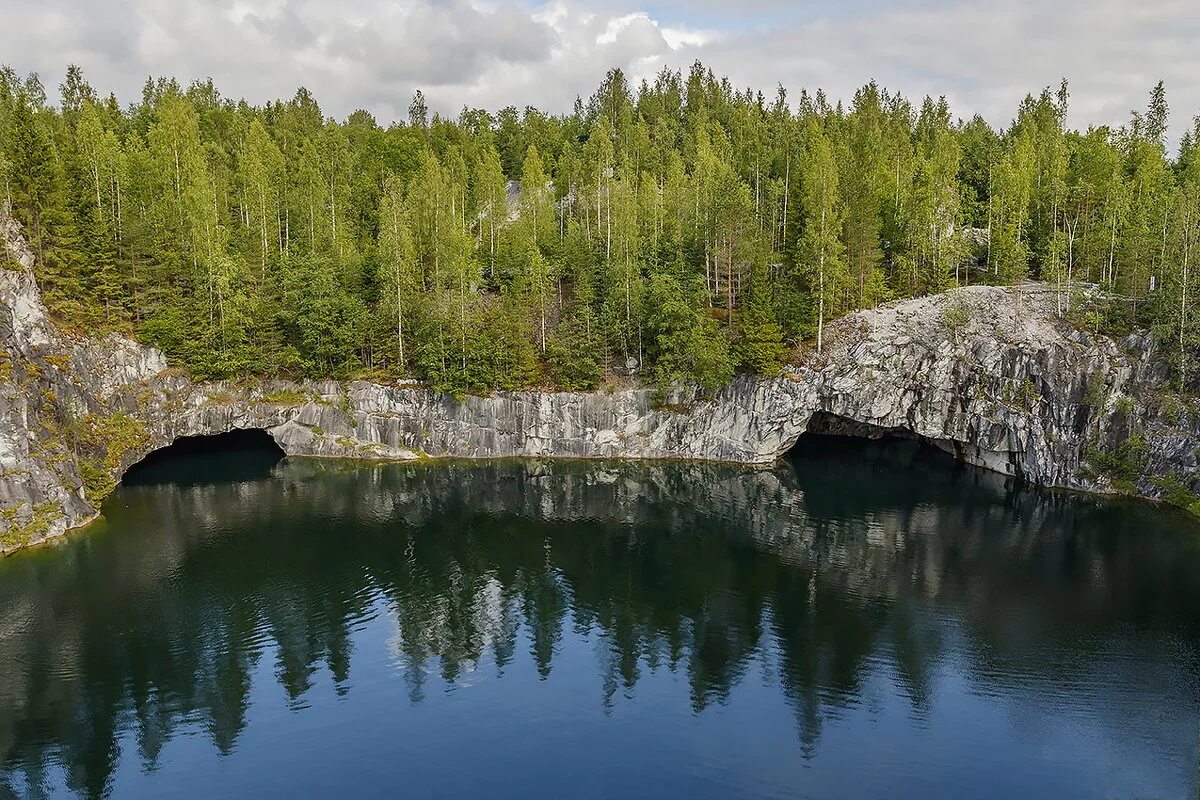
left=1, top=433, right=1198, bottom=799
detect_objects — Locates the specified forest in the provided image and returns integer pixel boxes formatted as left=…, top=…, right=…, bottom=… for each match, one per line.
left=1, top=63, right=1198, bottom=395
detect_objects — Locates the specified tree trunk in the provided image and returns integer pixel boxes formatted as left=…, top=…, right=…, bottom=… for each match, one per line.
left=1181, top=203, right=1195, bottom=388
left=397, top=277, right=405, bottom=371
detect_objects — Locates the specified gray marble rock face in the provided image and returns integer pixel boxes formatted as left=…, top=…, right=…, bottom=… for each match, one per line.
left=1, top=203, right=1196, bottom=552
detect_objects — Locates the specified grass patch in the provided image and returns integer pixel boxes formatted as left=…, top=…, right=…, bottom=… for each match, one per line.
left=262, top=388, right=310, bottom=406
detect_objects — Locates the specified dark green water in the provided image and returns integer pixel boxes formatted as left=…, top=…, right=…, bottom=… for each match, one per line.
left=1, top=435, right=1199, bottom=799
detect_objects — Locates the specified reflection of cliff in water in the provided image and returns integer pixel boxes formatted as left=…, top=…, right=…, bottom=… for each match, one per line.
left=1, top=440, right=1198, bottom=797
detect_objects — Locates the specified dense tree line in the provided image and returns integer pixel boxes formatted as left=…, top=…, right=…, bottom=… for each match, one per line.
left=2, top=64, right=1199, bottom=394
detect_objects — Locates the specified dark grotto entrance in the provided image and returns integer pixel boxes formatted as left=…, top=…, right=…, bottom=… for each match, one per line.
left=794, top=410, right=1023, bottom=482
left=786, top=410, right=1025, bottom=506
left=788, top=411, right=968, bottom=474
left=120, top=429, right=286, bottom=487
left=800, top=410, right=926, bottom=443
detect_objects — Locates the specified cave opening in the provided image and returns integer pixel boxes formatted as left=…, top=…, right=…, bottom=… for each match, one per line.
left=789, top=411, right=966, bottom=471
left=791, top=412, right=928, bottom=458
left=788, top=411, right=1020, bottom=481
left=120, top=428, right=286, bottom=487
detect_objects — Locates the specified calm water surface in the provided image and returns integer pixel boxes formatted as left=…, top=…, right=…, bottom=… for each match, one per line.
left=1, top=434, right=1199, bottom=799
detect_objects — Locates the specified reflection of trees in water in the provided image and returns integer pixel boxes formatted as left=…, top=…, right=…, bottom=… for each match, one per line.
left=0, top=445, right=1198, bottom=797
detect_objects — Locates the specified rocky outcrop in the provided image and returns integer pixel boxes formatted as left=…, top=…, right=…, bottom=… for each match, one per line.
left=2, top=204, right=1197, bottom=552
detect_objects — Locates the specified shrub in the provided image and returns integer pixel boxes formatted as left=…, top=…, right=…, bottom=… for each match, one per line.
left=1086, top=433, right=1149, bottom=494
left=941, top=299, right=973, bottom=333
left=0, top=502, right=61, bottom=548
left=1151, top=474, right=1200, bottom=516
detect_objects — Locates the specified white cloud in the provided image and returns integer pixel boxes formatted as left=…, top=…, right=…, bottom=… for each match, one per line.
left=0, top=0, right=1195, bottom=145
left=660, top=26, right=714, bottom=50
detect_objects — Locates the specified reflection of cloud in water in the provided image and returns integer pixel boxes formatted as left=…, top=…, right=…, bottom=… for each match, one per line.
left=0, top=440, right=1196, bottom=798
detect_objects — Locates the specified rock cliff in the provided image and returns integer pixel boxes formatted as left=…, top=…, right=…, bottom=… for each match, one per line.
left=2, top=204, right=1197, bottom=552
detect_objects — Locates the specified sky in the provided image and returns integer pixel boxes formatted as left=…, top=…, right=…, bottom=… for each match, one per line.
left=2, top=0, right=1197, bottom=147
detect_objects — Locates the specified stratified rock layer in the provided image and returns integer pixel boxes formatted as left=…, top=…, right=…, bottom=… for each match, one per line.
left=1, top=204, right=1196, bottom=551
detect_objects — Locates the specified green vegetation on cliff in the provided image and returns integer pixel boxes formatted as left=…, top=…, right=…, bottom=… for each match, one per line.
left=1, top=65, right=1199, bottom=394
left=74, top=412, right=150, bottom=502
left=0, top=500, right=60, bottom=548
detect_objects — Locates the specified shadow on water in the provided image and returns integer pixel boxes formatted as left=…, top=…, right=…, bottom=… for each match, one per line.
left=0, top=433, right=1198, bottom=798
left=120, top=428, right=284, bottom=487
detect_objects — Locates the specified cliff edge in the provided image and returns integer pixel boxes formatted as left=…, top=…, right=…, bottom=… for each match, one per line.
left=2, top=204, right=1197, bottom=552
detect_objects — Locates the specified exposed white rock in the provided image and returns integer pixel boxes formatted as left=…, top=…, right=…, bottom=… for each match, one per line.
left=1, top=203, right=1196, bottom=553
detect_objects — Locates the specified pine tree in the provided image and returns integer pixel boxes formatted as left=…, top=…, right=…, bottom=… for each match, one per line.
left=736, top=249, right=786, bottom=374
left=841, top=84, right=887, bottom=308
left=7, top=88, right=62, bottom=262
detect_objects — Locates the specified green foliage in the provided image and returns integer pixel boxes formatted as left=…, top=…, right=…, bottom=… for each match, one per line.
left=1154, top=392, right=1187, bottom=426
left=0, top=501, right=60, bottom=548
left=75, top=413, right=151, bottom=502
left=1, top=64, right=1198, bottom=395
left=1018, top=378, right=1041, bottom=409
left=795, top=118, right=847, bottom=353
left=1151, top=473, right=1200, bottom=516
left=276, top=254, right=368, bottom=379
left=1086, top=433, right=1149, bottom=494
left=1066, top=292, right=1107, bottom=334
left=941, top=298, right=973, bottom=334
left=545, top=315, right=604, bottom=391
left=736, top=251, right=787, bottom=375
left=416, top=298, right=540, bottom=398
left=1082, top=372, right=1108, bottom=410
left=644, top=274, right=734, bottom=392
left=1000, top=376, right=1041, bottom=409
left=736, top=312, right=787, bottom=376
left=261, top=389, right=311, bottom=406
